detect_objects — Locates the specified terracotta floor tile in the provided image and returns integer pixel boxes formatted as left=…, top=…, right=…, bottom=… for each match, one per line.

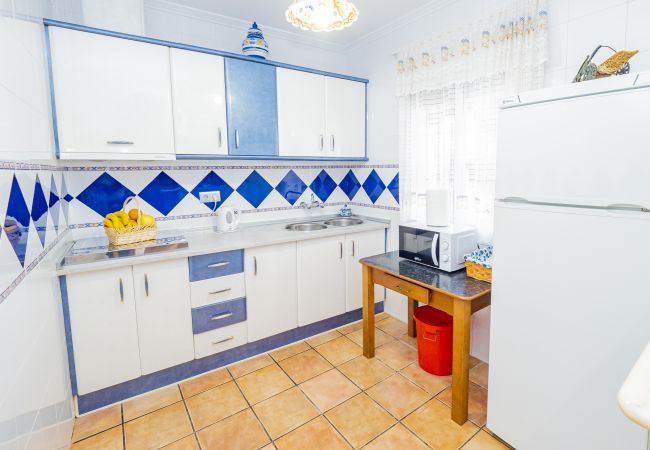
left=299, top=369, right=360, bottom=412
left=275, top=416, right=351, bottom=450
left=179, top=368, right=231, bottom=398
left=469, top=355, right=482, bottom=369
left=161, top=434, right=200, bottom=449
left=260, top=445, right=276, bottom=450
left=470, top=362, right=489, bottom=389
left=72, top=404, right=122, bottom=442
left=397, top=333, right=418, bottom=349
left=338, top=320, right=362, bottom=335
left=400, top=363, right=451, bottom=395
left=306, top=329, right=343, bottom=347
left=185, top=381, right=248, bottom=430
left=253, top=387, right=319, bottom=439
left=278, top=349, right=333, bottom=384
left=123, top=385, right=182, bottom=421
left=363, top=424, right=429, bottom=450
left=124, top=402, right=193, bottom=450
left=366, top=374, right=430, bottom=419
left=375, top=312, right=389, bottom=322
left=236, top=364, right=294, bottom=405
left=463, top=430, right=511, bottom=450
left=337, top=356, right=394, bottom=390
left=196, top=409, right=270, bottom=450
left=437, top=382, right=488, bottom=427
left=375, top=317, right=407, bottom=337
left=345, top=328, right=394, bottom=347
left=375, top=340, right=417, bottom=370
left=325, top=393, right=396, bottom=449
left=71, top=425, right=123, bottom=450
left=402, top=399, right=478, bottom=450
left=270, top=341, right=311, bottom=362
left=228, top=354, right=275, bottom=378
left=315, top=336, right=362, bottom=366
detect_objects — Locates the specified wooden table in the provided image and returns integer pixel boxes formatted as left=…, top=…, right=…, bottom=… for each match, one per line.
left=360, top=251, right=491, bottom=425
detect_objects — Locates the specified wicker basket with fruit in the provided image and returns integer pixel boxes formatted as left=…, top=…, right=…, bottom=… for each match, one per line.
left=103, top=196, right=157, bottom=246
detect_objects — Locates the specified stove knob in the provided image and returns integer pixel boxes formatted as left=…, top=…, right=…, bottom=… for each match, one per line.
left=442, top=241, right=449, bottom=250
left=441, top=254, right=449, bottom=263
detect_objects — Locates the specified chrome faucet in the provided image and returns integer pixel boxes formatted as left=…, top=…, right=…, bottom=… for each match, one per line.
left=299, top=193, right=325, bottom=209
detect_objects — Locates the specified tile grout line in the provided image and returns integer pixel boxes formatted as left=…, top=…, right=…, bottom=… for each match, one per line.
left=229, top=368, right=277, bottom=447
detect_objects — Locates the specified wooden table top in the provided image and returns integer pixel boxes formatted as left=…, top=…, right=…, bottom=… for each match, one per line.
left=360, top=251, right=491, bottom=301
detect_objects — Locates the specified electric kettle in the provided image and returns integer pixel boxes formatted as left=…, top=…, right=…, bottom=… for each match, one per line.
left=215, top=207, right=240, bottom=232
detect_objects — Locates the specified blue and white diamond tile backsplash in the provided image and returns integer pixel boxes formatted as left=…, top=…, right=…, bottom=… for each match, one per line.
left=65, top=164, right=399, bottom=226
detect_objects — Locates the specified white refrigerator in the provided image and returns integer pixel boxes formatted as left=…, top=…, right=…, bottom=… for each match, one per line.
left=488, top=72, right=650, bottom=450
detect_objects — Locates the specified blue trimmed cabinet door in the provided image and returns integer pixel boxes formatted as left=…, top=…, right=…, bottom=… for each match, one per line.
left=224, top=58, right=279, bottom=156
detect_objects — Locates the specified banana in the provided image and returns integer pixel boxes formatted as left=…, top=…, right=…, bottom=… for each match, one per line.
left=103, top=218, right=113, bottom=228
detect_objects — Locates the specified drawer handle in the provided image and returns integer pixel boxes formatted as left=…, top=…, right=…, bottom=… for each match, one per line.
left=208, top=261, right=230, bottom=268
left=210, top=312, right=233, bottom=321
left=212, top=336, right=234, bottom=345
left=119, top=278, right=124, bottom=302
left=107, top=140, right=134, bottom=145
left=395, top=284, right=410, bottom=294
left=209, top=288, right=232, bottom=295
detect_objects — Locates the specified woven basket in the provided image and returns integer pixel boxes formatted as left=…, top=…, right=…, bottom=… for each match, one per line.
left=104, top=196, right=156, bottom=246
left=465, top=260, right=492, bottom=282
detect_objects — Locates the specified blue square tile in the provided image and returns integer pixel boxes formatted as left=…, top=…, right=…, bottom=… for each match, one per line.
left=338, top=170, right=361, bottom=201
left=387, top=173, right=399, bottom=203
left=31, top=175, right=48, bottom=247
left=191, top=171, right=234, bottom=211
left=4, top=175, right=30, bottom=267
left=237, top=170, right=273, bottom=208
left=139, top=171, right=188, bottom=216
left=76, top=173, right=135, bottom=218
left=362, top=170, right=386, bottom=204
left=275, top=170, right=306, bottom=205
left=309, top=170, right=337, bottom=202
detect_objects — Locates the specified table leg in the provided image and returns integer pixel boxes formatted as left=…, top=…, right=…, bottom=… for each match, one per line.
left=451, top=298, right=471, bottom=425
left=408, top=297, right=417, bottom=337
left=362, top=265, right=375, bottom=357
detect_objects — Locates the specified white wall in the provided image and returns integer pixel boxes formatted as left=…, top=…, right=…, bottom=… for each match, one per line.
left=345, top=0, right=650, bottom=362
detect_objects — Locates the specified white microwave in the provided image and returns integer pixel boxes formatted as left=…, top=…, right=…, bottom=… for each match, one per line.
left=399, top=223, right=478, bottom=272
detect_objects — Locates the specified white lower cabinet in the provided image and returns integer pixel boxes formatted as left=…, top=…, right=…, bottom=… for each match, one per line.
left=65, top=266, right=141, bottom=395
left=345, top=230, right=385, bottom=311
left=194, top=322, right=248, bottom=359
left=297, top=236, right=346, bottom=326
left=245, top=243, right=298, bottom=342
left=132, top=259, right=194, bottom=375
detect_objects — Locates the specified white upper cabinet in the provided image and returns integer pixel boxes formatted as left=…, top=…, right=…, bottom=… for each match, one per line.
left=325, top=77, right=366, bottom=158
left=49, top=27, right=174, bottom=160
left=170, top=48, right=228, bottom=156
left=66, top=266, right=141, bottom=395
left=132, top=259, right=194, bottom=375
left=277, top=68, right=326, bottom=157
left=345, top=230, right=385, bottom=312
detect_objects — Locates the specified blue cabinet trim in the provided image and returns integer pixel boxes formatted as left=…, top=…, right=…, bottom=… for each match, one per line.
left=192, top=298, right=247, bottom=333
left=188, top=250, right=244, bottom=282
left=58, top=276, right=78, bottom=395
left=76, top=301, right=384, bottom=414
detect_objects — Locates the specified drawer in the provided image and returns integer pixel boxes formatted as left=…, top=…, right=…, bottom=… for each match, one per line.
left=192, top=297, right=247, bottom=334
left=374, top=270, right=430, bottom=304
left=190, top=273, right=245, bottom=307
left=194, top=322, right=247, bottom=359
left=189, top=250, right=243, bottom=282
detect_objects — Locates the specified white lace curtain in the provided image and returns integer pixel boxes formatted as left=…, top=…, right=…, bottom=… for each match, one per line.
left=397, top=0, right=548, bottom=241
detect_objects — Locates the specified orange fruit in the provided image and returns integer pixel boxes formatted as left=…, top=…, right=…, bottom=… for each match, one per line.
left=128, top=209, right=141, bottom=221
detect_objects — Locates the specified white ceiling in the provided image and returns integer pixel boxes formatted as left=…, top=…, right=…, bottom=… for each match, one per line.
left=166, top=0, right=438, bottom=45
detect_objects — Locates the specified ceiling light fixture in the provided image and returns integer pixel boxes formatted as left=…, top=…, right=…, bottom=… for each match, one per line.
left=286, top=0, right=359, bottom=32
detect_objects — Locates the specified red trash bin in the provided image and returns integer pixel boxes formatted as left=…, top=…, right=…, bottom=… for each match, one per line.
left=413, top=306, right=453, bottom=376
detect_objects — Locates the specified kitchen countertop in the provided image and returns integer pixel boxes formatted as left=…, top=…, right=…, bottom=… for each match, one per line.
left=360, top=251, right=491, bottom=300
left=57, top=215, right=390, bottom=276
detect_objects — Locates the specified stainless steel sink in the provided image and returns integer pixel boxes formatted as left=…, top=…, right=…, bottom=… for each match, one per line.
left=323, top=218, right=364, bottom=227
left=285, top=222, right=328, bottom=232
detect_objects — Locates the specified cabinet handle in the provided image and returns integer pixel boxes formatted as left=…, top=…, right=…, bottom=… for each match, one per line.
left=210, top=312, right=233, bottom=321
left=395, top=284, right=410, bottom=294
left=144, top=274, right=149, bottom=297
left=212, top=336, right=234, bottom=345
left=352, top=240, right=355, bottom=257
left=235, top=129, right=240, bottom=148
left=209, top=288, right=232, bottom=295
left=107, top=140, right=134, bottom=145
left=320, top=134, right=324, bottom=151
left=253, top=256, right=257, bottom=276
left=208, top=262, right=229, bottom=268
left=340, top=242, right=343, bottom=259
left=330, top=135, right=335, bottom=152
left=218, top=127, right=222, bottom=148
left=119, top=278, right=124, bottom=302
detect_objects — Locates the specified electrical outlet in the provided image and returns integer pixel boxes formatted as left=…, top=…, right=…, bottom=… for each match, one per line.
left=199, top=191, right=221, bottom=204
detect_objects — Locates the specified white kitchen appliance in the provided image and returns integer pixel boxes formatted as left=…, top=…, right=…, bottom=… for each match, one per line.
left=215, top=206, right=240, bottom=232
left=398, top=222, right=478, bottom=272
left=488, top=72, right=650, bottom=450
